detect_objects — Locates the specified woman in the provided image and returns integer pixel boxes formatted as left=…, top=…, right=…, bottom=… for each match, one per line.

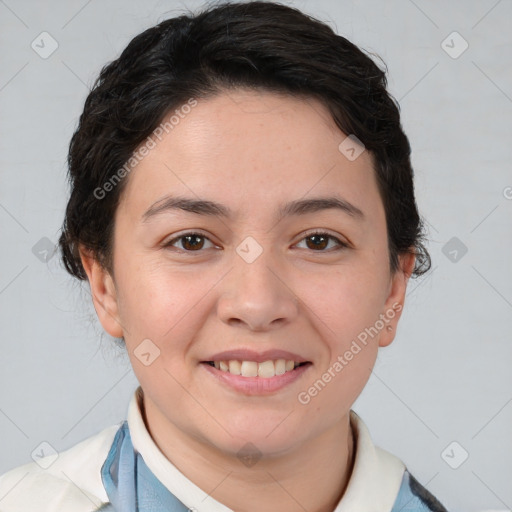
left=0, top=1, right=449, bottom=510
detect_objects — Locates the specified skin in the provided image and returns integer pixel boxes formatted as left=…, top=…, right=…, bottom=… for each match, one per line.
left=80, top=88, right=415, bottom=512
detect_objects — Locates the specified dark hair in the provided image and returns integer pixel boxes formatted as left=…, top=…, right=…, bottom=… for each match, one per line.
left=58, top=0, right=431, bottom=281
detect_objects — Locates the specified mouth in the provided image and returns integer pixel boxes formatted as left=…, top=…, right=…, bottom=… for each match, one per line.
left=200, top=358, right=312, bottom=395
left=201, top=359, right=312, bottom=378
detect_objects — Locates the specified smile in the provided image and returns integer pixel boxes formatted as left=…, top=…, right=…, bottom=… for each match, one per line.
left=201, top=360, right=312, bottom=395
left=205, top=359, right=309, bottom=378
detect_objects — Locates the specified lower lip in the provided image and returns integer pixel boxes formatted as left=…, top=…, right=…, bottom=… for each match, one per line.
left=200, top=362, right=312, bottom=395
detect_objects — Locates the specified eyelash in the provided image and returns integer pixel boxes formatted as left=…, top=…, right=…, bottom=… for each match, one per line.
left=163, top=230, right=349, bottom=254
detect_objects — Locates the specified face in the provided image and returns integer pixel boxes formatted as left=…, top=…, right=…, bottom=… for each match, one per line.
left=81, top=88, right=414, bottom=460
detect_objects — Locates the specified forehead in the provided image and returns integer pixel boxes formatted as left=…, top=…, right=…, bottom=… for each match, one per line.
left=117, top=89, right=382, bottom=224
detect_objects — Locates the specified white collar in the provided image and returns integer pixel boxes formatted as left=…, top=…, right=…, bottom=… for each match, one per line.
left=127, top=386, right=405, bottom=512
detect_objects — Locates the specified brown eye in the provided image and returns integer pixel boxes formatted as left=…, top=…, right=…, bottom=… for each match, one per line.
left=305, top=234, right=329, bottom=250
left=296, top=231, right=348, bottom=252
left=165, top=233, right=215, bottom=252
left=181, top=234, right=205, bottom=251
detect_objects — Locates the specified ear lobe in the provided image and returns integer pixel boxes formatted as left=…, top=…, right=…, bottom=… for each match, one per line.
left=79, top=245, right=124, bottom=339
left=378, top=252, right=416, bottom=348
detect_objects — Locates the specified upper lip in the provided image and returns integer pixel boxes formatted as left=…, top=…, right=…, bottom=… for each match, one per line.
left=202, top=349, right=310, bottom=364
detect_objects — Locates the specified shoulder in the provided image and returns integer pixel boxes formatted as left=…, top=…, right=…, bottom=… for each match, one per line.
left=0, top=422, right=123, bottom=512
left=391, top=469, right=450, bottom=512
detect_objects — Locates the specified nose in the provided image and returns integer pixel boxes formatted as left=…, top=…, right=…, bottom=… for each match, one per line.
left=216, top=249, right=300, bottom=332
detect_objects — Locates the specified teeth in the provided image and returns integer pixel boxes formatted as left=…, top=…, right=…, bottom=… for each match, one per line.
left=241, top=361, right=258, bottom=377
left=228, top=360, right=241, bottom=375
left=212, top=359, right=304, bottom=378
left=257, top=360, right=275, bottom=378
left=275, top=359, right=286, bottom=376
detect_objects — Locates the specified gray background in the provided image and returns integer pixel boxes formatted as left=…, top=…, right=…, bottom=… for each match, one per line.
left=0, top=1, right=511, bottom=511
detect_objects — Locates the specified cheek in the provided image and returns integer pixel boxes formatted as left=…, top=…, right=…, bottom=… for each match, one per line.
left=117, top=258, right=179, bottom=320
left=116, top=263, right=215, bottom=357
left=119, top=269, right=201, bottom=397
left=296, top=265, right=388, bottom=331
left=293, top=265, right=387, bottom=389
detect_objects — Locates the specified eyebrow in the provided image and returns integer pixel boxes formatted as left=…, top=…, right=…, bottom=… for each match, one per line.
left=141, top=194, right=365, bottom=223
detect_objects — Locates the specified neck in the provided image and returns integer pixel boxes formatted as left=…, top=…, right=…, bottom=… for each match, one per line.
left=141, top=395, right=356, bottom=512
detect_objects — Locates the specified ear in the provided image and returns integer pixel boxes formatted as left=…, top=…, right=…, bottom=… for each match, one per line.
left=378, top=251, right=416, bottom=348
left=79, top=245, right=124, bottom=339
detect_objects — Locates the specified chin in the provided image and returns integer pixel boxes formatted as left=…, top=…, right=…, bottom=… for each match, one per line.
left=206, top=419, right=305, bottom=457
